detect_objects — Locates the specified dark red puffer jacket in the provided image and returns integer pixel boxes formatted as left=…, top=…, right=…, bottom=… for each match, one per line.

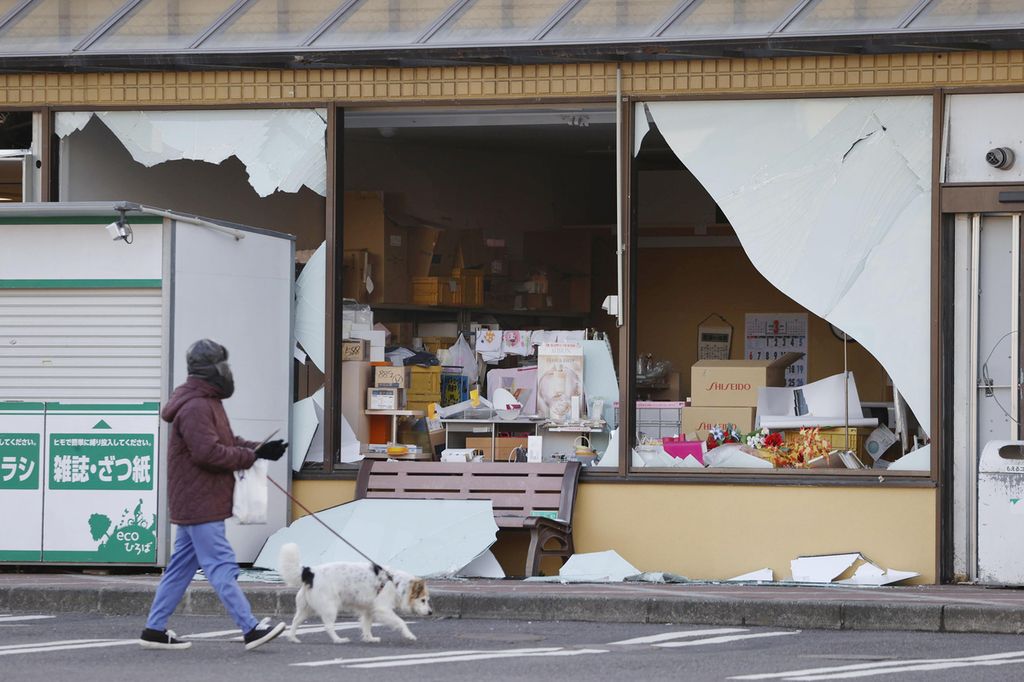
left=162, top=376, right=256, bottom=525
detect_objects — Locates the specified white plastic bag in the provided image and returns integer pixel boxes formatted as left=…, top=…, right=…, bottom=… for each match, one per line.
left=233, top=460, right=268, bottom=524
left=446, top=335, right=479, bottom=385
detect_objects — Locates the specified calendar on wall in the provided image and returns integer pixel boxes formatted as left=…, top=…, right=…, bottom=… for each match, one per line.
left=744, top=313, right=808, bottom=387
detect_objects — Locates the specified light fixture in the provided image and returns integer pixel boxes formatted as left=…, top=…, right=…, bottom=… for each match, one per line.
left=105, top=207, right=133, bottom=244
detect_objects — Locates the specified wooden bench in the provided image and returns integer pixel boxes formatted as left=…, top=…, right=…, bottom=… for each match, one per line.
left=355, top=460, right=582, bottom=577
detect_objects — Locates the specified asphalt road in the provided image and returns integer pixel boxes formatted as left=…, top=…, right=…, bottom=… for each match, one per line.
left=4, top=610, right=1024, bottom=681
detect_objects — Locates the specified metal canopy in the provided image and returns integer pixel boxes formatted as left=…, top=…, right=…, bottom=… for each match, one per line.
left=0, top=0, right=1019, bottom=68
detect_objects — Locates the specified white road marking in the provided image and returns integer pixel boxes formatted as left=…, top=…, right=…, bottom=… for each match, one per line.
left=0, top=640, right=137, bottom=656
left=610, top=628, right=748, bottom=646
left=730, top=649, right=1024, bottom=680
left=786, top=654, right=1024, bottom=680
left=295, top=649, right=485, bottom=668
left=0, top=639, right=112, bottom=652
left=348, top=647, right=609, bottom=669
left=657, top=631, right=800, bottom=648
left=0, top=615, right=55, bottom=623
left=186, top=620, right=374, bottom=641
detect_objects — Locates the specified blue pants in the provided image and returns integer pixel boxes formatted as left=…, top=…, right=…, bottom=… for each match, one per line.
left=145, top=520, right=259, bottom=634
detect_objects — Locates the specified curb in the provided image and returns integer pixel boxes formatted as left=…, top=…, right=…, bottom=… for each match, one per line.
left=3, top=584, right=1024, bottom=635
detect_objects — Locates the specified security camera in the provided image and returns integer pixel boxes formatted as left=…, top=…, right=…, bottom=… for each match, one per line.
left=106, top=220, right=126, bottom=241
left=105, top=219, right=133, bottom=243
left=986, top=147, right=1015, bottom=170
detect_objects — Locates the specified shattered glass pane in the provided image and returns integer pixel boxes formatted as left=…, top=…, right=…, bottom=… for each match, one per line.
left=313, top=0, right=454, bottom=47
left=785, top=0, right=918, bottom=32
left=646, top=97, right=933, bottom=435
left=663, top=0, right=799, bottom=37
left=428, top=0, right=566, bottom=44
left=0, top=0, right=122, bottom=53
left=544, top=0, right=679, bottom=41
left=89, top=0, right=237, bottom=51
left=202, top=0, right=340, bottom=49
left=910, top=0, right=1024, bottom=28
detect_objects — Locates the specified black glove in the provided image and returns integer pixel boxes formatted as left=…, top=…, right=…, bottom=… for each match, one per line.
left=255, top=439, right=287, bottom=461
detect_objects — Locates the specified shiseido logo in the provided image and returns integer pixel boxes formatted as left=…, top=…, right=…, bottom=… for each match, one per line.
left=699, top=421, right=715, bottom=430
left=706, top=381, right=752, bottom=391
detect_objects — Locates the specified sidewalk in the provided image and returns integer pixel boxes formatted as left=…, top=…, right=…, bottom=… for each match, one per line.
left=3, top=571, right=1024, bottom=635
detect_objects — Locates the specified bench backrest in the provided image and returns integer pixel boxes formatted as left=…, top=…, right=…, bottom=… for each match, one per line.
left=354, top=460, right=582, bottom=523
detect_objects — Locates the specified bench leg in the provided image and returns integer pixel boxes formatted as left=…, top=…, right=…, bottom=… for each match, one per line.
left=525, top=527, right=573, bottom=577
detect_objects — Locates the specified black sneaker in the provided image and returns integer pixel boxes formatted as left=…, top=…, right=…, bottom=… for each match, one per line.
left=139, top=628, right=192, bottom=650
left=243, top=619, right=286, bottom=651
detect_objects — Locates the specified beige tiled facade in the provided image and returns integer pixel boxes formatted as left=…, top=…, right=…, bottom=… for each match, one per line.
left=3, top=51, right=1024, bottom=107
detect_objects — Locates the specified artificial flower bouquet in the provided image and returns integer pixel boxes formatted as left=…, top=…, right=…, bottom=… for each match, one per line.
left=704, top=424, right=829, bottom=468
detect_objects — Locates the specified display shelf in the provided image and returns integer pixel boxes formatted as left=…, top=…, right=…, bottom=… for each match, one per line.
left=371, top=302, right=589, bottom=319
left=364, top=409, right=425, bottom=442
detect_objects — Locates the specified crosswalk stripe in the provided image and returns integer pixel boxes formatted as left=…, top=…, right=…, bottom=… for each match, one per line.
left=730, top=649, right=1024, bottom=679
left=785, top=655, right=1024, bottom=680
left=186, top=621, right=374, bottom=640
left=0, top=640, right=136, bottom=656
left=294, top=649, right=485, bottom=668
left=0, top=639, right=112, bottom=652
left=657, top=631, right=799, bottom=648
left=0, top=615, right=55, bottom=623
left=610, top=628, right=747, bottom=646
left=349, top=648, right=609, bottom=669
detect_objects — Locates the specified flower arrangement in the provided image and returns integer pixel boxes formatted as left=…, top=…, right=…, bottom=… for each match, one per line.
left=705, top=423, right=742, bottom=451
left=771, top=427, right=831, bottom=468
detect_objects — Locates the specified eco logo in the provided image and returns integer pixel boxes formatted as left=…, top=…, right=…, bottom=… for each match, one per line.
left=0, top=433, right=40, bottom=490
left=49, top=433, right=154, bottom=490
left=88, top=499, right=157, bottom=561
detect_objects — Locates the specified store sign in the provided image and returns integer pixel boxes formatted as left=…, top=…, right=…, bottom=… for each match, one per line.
left=0, top=404, right=45, bottom=562
left=49, top=433, right=154, bottom=490
left=42, top=404, right=160, bottom=564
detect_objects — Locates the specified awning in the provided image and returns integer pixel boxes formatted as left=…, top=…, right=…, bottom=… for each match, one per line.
left=0, top=0, right=1019, bottom=69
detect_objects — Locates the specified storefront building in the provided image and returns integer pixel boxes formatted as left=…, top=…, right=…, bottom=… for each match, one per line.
left=1, top=0, right=1023, bottom=583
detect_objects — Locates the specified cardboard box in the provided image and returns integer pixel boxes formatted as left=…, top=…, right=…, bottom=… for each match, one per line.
left=453, top=268, right=483, bottom=307
left=342, top=249, right=371, bottom=303
left=374, top=365, right=410, bottom=388
left=411, top=276, right=457, bottom=306
left=408, top=225, right=443, bottom=279
left=383, top=321, right=415, bottom=348
left=343, top=191, right=408, bottom=304
left=465, top=437, right=529, bottom=463
left=410, top=365, right=442, bottom=395
left=342, top=339, right=368, bottom=362
left=690, top=353, right=803, bottom=407
left=367, top=387, right=404, bottom=411
left=682, top=406, right=755, bottom=441
left=342, top=361, right=373, bottom=445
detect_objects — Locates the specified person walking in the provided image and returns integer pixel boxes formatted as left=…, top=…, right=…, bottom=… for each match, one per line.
left=139, top=339, right=288, bottom=651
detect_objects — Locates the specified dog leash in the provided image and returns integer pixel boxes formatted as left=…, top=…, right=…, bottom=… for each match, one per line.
left=267, top=475, right=386, bottom=574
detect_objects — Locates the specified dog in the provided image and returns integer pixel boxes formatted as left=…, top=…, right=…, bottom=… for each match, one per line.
left=278, top=543, right=432, bottom=644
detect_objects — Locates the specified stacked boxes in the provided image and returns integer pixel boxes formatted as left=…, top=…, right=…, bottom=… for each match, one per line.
left=407, top=365, right=442, bottom=412
left=683, top=353, right=802, bottom=440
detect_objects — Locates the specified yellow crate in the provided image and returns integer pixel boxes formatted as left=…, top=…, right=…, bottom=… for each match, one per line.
left=452, top=268, right=483, bottom=307
left=782, top=427, right=873, bottom=464
left=409, top=365, right=442, bottom=395
left=421, top=336, right=456, bottom=356
left=411, top=276, right=457, bottom=306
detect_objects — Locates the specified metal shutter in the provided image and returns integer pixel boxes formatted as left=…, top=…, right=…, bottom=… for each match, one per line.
left=0, top=288, right=162, bottom=402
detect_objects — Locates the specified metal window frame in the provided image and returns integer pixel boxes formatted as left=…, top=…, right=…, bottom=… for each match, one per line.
left=73, top=0, right=143, bottom=51
left=898, top=0, right=936, bottom=29
left=650, top=0, right=699, bottom=38
left=532, top=0, right=585, bottom=40
left=302, top=0, right=363, bottom=48
left=0, top=0, right=39, bottom=36
left=190, top=0, right=256, bottom=49
left=415, top=0, right=475, bottom=43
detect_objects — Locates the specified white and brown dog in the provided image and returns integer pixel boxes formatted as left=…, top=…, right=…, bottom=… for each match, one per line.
left=278, top=543, right=432, bottom=644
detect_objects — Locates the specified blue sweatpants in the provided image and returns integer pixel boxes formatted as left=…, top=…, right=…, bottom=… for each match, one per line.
left=145, top=520, right=259, bottom=634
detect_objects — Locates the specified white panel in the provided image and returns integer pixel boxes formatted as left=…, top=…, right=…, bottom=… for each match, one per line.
left=946, top=94, right=1024, bottom=184
left=952, top=213, right=973, bottom=578
left=0, top=289, right=163, bottom=402
left=171, top=221, right=293, bottom=562
left=648, top=96, right=933, bottom=435
left=0, top=223, right=162, bottom=280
